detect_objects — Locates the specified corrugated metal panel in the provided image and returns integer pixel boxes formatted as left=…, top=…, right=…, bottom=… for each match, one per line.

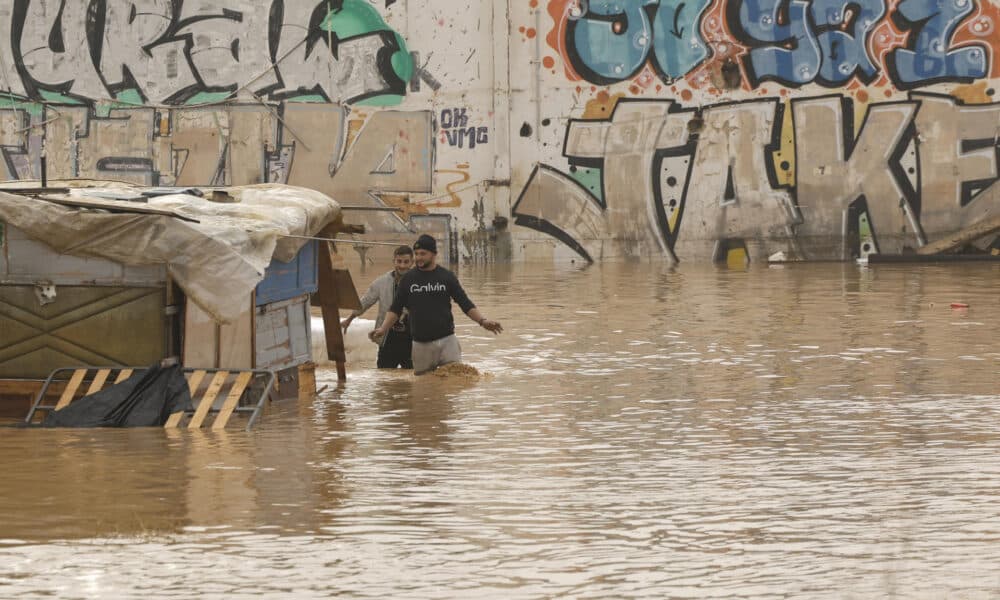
left=255, top=294, right=312, bottom=371
left=0, top=285, right=167, bottom=378
left=255, top=240, right=318, bottom=306
left=0, top=224, right=166, bottom=286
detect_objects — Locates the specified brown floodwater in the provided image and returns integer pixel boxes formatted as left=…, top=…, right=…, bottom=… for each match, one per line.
left=2, top=261, right=1000, bottom=598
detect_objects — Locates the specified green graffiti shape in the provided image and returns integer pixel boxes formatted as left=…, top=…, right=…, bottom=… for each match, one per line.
left=568, top=167, right=605, bottom=205
left=321, top=0, right=413, bottom=106
left=104, top=2, right=414, bottom=108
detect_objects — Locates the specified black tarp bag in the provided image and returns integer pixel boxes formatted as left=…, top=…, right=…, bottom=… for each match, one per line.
left=42, top=363, right=194, bottom=428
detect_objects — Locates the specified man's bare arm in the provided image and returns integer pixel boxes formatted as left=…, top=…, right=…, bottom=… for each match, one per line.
left=467, top=307, right=503, bottom=335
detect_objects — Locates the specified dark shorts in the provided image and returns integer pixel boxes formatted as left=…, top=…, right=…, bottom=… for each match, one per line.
left=377, top=329, right=413, bottom=369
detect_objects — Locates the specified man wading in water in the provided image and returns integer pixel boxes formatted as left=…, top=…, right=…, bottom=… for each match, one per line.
left=342, top=245, right=414, bottom=369
left=370, top=234, right=502, bottom=375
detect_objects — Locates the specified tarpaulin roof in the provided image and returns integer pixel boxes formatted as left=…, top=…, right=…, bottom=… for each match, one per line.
left=0, top=183, right=340, bottom=323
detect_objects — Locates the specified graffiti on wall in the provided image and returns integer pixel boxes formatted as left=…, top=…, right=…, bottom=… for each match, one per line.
left=0, top=0, right=413, bottom=106
left=439, top=108, right=489, bottom=149
left=0, top=102, right=433, bottom=232
left=0, top=1, right=443, bottom=233
left=545, top=0, right=998, bottom=90
left=513, top=93, right=1000, bottom=262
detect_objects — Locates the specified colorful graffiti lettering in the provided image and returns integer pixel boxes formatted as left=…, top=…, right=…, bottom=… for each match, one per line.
left=546, top=0, right=996, bottom=90
left=730, top=0, right=887, bottom=86
left=0, top=0, right=412, bottom=106
left=563, top=0, right=711, bottom=83
left=888, top=0, right=989, bottom=88
left=513, top=94, right=1000, bottom=262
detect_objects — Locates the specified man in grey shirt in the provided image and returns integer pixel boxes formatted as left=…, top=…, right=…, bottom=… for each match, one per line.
left=371, top=235, right=502, bottom=374
left=341, top=245, right=414, bottom=368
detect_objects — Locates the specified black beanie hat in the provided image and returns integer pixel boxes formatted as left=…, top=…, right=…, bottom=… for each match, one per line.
left=413, top=234, right=437, bottom=254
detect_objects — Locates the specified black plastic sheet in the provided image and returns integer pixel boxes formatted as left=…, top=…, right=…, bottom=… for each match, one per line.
left=42, top=364, right=193, bottom=428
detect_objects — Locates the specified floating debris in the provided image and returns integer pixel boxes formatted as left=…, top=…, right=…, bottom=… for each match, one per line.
left=430, top=363, right=483, bottom=380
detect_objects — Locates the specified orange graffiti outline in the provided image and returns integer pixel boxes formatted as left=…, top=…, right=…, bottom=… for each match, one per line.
left=421, top=169, right=471, bottom=208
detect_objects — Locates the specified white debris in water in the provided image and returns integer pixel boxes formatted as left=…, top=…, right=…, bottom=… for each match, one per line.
left=312, top=315, right=378, bottom=366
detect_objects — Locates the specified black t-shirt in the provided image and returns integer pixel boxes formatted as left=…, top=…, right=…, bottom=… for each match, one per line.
left=389, top=266, right=475, bottom=342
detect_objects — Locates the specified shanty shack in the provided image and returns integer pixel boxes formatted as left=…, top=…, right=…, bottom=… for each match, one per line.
left=0, top=182, right=358, bottom=416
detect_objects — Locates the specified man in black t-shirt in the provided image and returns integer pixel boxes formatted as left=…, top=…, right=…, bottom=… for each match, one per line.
left=370, top=234, right=502, bottom=374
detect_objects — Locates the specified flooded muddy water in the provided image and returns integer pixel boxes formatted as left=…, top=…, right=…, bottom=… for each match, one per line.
left=3, top=262, right=1000, bottom=598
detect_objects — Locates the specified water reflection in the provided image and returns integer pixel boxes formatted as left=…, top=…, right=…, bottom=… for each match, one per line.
left=2, top=262, right=1000, bottom=597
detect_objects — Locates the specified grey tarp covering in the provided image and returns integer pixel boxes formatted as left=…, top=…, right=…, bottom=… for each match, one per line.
left=0, top=184, right=340, bottom=323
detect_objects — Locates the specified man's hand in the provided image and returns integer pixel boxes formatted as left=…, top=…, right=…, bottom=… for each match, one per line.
left=369, top=327, right=386, bottom=343
left=340, top=315, right=355, bottom=332
left=481, top=319, right=503, bottom=335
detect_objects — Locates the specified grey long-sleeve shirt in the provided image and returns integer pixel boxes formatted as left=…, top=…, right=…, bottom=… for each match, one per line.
left=353, top=270, right=403, bottom=345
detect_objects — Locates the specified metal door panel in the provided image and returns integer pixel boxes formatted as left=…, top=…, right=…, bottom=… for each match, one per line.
left=0, top=285, right=167, bottom=378
left=255, top=295, right=312, bottom=371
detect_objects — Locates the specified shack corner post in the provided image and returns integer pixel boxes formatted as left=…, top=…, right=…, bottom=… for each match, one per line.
left=314, top=220, right=365, bottom=383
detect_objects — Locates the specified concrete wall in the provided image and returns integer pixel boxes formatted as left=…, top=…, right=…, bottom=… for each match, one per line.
left=0, top=1, right=998, bottom=264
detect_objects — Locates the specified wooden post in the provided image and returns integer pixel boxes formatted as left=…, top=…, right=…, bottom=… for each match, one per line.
left=298, top=362, right=317, bottom=400
left=317, top=240, right=348, bottom=381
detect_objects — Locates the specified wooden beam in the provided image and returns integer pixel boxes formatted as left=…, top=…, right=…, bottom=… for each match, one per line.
left=86, top=369, right=111, bottom=395
left=317, top=241, right=347, bottom=381
left=212, top=371, right=253, bottom=430
left=188, top=371, right=228, bottom=429
left=165, top=370, right=206, bottom=428
left=918, top=215, right=1000, bottom=255
left=54, top=370, right=87, bottom=410
left=320, top=221, right=365, bottom=236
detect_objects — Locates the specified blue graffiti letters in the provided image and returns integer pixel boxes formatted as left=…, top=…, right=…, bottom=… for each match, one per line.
left=812, top=0, right=885, bottom=84
left=889, top=0, right=989, bottom=88
left=730, top=0, right=991, bottom=89
left=568, top=0, right=657, bottom=83
left=732, top=0, right=822, bottom=86
left=650, top=0, right=712, bottom=79
left=566, top=0, right=710, bottom=84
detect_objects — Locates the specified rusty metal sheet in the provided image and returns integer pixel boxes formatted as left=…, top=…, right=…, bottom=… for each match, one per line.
left=255, top=294, right=312, bottom=371
left=0, top=285, right=167, bottom=378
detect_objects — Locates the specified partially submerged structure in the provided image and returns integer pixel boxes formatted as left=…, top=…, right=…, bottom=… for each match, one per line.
left=0, top=182, right=359, bottom=423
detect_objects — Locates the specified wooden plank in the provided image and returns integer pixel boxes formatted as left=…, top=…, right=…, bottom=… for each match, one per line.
left=317, top=241, right=348, bottom=381
left=183, top=300, right=220, bottom=367
left=85, top=369, right=111, bottom=395
left=164, top=411, right=185, bottom=428
left=184, top=297, right=254, bottom=369
left=187, top=370, right=207, bottom=395
left=918, top=215, right=1000, bottom=255
left=187, top=371, right=228, bottom=429
left=54, top=370, right=87, bottom=410
left=165, top=370, right=206, bottom=428
left=330, top=269, right=361, bottom=312
left=219, top=299, right=254, bottom=369
left=164, top=411, right=184, bottom=428
left=211, top=371, right=253, bottom=430
left=114, top=369, right=133, bottom=383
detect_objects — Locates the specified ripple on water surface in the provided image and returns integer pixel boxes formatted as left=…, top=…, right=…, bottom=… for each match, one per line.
left=2, top=263, right=1000, bottom=598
